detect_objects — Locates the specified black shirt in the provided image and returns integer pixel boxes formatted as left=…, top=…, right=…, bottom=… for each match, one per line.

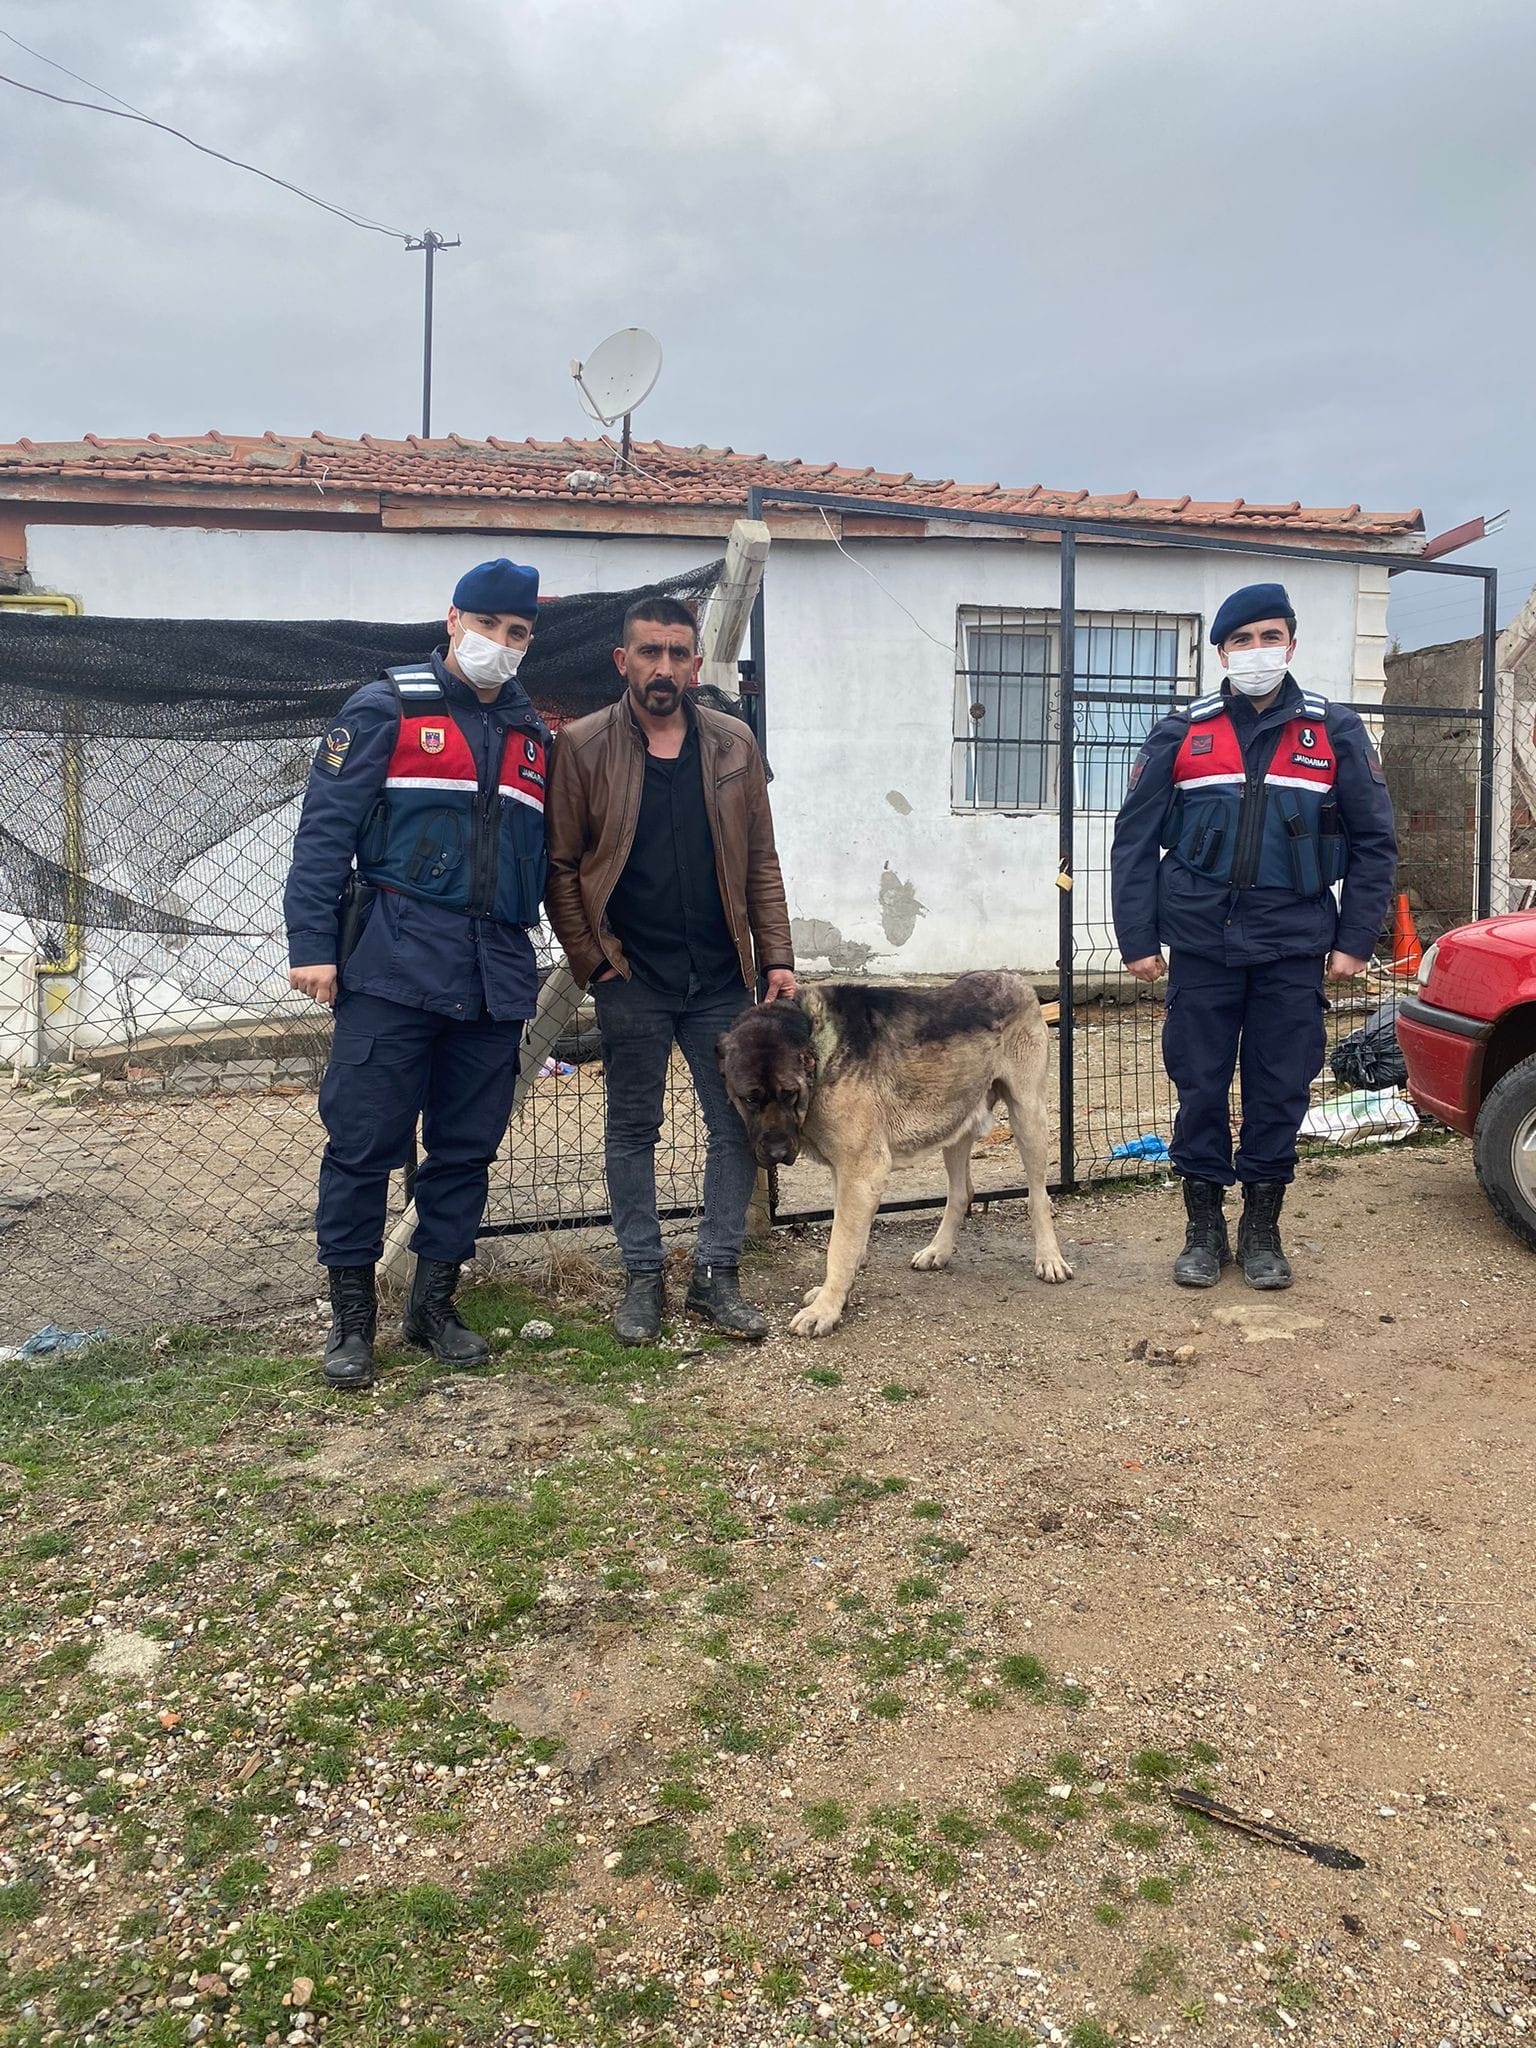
left=605, top=720, right=741, bottom=998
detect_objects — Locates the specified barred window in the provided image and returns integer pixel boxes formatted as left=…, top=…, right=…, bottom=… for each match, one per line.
left=954, top=609, right=1202, bottom=812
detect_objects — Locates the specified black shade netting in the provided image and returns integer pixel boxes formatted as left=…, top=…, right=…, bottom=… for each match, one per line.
left=0, top=564, right=731, bottom=968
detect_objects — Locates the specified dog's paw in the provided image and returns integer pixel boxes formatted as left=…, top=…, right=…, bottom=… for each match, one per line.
left=1035, top=1250, right=1074, bottom=1283
left=789, top=1298, right=843, bottom=1338
left=801, top=1284, right=823, bottom=1307
left=911, top=1244, right=951, bottom=1271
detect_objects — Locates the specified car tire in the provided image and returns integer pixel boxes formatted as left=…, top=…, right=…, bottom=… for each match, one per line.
left=1472, top=1050, right=1536, bottom=1251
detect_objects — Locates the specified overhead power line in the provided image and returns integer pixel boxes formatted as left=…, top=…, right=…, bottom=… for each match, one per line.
left=0, top=43, right=411, bottom=240
left=0, top=24, right=459, bottom=432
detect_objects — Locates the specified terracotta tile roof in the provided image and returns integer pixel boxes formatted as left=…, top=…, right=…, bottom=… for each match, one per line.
left=0, top=430, right=1423, bottom=540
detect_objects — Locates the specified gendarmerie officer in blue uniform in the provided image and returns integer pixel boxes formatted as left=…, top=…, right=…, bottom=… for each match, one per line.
left=284, top=559, right=549, bottom=1389
left=1111, top=582, right=1397, bottom=1290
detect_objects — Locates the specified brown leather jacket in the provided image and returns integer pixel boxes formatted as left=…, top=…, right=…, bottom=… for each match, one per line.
left=545, top=696, right=794, bottom=991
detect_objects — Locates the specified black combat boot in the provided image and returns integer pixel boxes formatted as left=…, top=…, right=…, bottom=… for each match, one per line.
left=1237, top=1182, right=1293, bottom=1290
left=323, top=1265, right=378, bottom=1390
left=402, top=1258, right=490, bottom=1363
left=684, top=1262, right=769, bottom=1340
left=1172, top=1178, right=1231, bottom=1288
left=614, top=1270, right=665, bottom=1346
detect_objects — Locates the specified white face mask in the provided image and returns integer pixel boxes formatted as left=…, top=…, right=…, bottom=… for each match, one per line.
left=1225, top=644, right=1290, bottom=697
left=454, top=627, right=526, bottom=689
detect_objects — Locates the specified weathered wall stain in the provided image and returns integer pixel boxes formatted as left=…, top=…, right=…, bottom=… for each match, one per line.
left=879, top=866, right=926, bottom=948
left=790, top=917, right=876, bottom=973
left=884, top=790, right=913, bottom=815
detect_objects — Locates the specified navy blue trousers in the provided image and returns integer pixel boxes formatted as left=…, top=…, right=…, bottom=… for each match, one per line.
left=315, top=991, right=523, bottom=1268
left=1163, top=952, right=1327, bottom=1186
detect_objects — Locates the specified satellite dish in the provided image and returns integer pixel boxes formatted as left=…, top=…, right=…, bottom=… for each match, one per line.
left=571, top=328, right=663, bottom=427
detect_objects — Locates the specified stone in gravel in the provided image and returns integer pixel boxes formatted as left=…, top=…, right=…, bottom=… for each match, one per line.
left=289, top=1976, right=314, bottom=2008
left=89, top=1629, right=166, bottom=1680
left=519, top=1319, right=556, bottom=1342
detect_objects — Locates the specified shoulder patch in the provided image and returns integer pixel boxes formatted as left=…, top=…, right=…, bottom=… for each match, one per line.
left=1188, top=695, right=1225, bottom=722
left=317, top=725, right=352, bottom=775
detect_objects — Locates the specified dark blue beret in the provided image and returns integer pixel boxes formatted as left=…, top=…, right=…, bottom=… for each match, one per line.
left=1210, top=581, right=1295, bottom=647
left=453, top=558, right=540, bottom=618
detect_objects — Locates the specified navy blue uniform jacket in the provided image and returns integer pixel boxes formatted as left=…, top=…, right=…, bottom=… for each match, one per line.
left=283, top=651, right=544, bottom=1022
left=1110, top=675, right=1398, bottom=968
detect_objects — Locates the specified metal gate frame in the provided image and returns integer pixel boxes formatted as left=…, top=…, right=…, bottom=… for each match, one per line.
left=744, top=484, right=1499, bottom=1204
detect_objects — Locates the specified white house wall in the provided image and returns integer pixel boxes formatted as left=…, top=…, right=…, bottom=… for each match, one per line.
left=27, top=521, right=1368, bottom=980
left=761, top=538, right=1366, bottom=976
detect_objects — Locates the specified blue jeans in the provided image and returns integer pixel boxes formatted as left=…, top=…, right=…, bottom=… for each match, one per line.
left=593, top=974, right=757, bottom=1273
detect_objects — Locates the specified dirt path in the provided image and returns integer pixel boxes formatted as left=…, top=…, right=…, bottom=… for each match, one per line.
left=3, top=1137, right=1532, bottom=2047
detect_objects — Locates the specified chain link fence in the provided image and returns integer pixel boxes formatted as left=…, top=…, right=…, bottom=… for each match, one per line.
left=0, top=534, right=1499, bottom=1340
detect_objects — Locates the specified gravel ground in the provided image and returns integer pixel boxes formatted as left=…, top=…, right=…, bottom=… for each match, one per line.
left=2, top=1136, right=1532, bottom=2047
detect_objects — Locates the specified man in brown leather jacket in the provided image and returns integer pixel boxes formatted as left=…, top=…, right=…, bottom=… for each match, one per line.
left=546, top=596, right=796, bottom=1344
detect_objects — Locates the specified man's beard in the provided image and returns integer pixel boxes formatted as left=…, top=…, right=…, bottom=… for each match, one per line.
left=640, top=680, right=682, bottom=711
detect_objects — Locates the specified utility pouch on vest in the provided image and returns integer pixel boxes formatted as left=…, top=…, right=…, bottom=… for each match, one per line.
left=1187, top=816, right=1226, bottom=874
left=337, top=871, right=377, bottom=968
left=1318, top=801, right=1347, bottom=885
left=1276, top=793, right=1323, bottom=895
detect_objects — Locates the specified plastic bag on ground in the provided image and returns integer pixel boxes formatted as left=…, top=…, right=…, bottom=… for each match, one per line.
left=1300, top=1088, right=1420, bottom=1148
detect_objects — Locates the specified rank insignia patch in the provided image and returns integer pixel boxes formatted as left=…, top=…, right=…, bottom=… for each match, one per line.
left=318, top=726, right=351, bottom=774
left=1191, top=733, right=1214, bottom=755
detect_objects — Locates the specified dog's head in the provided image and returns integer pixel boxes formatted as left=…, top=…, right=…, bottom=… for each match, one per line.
left=717, top=997, right=816, bottom=1167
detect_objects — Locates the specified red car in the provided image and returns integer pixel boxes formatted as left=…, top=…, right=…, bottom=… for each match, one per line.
left=1398, top=910, right=1536, bottom=1249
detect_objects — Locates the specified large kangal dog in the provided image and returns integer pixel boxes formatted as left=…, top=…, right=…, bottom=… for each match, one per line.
left=718, top=971, right=1072, bottom=1336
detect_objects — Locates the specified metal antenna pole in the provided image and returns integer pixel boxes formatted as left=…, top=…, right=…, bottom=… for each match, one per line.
left=405, top=229, right=460, bottom=437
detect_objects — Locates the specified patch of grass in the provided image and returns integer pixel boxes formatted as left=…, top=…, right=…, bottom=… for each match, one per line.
left=895, top=1574, right=940, bottom=1603
left=1227, top=1923, right=1259, bottom=1946
left=802, top=1367, right=843, bottom=1388
left=16, top=1530, right=73, bottom=1562
left=934, top=1807, right=986, bottom=1847
left=1127, top=1944, right=1184, bottom=1997
left=1060, top=1681, right=1093, bottom=1710
left=0, top=1879, right=43, bottom=1924
left=838, top=1950, right=902, bottom=1996
left=1136, top=1875, right=1176, bottom=1906
left=997, top=1652, right=1051, bottom=1697
left=762, top=1962, right=805, bottom=2006
left=880, top=1476, right=910, bottom=1493
left=1069, top=2022, right=1120, bottom=2048
left=1110, top=1818, right=1165, bottom=1852
left=212, top=1856, right=271, bottom=1907
left=1051, top=1750, right=1089, bottom=1783
left=785, top=1495, right=845, bottom=1528
left=880, top=1383, right=920, bottom=1403
left=35, top=1639, right=93, bottom=1679
left=910, top=1497, right=945, bottom=1519
left=804, top=1799, right=850, bottom=1840
left=658, top=1780, right=712, bottom=1815
left=1093, top=1903, right=1126, bottom=1928
left=613, top=1817, right=720, bottom=1897
left=866, top=1689, right=906, bottom=1719
left=1129, top=1747, right=1180, bottom=1782
left=1186, top=1738, right=1220, bottom=1765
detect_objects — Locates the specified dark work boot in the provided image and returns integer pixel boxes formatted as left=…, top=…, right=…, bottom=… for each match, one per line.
left=614, top=1270, right=665, bottom=1347
left=323, top=1265, right=378, bottom=1390
left=402, top=1259, right=490, bottom=1363
left=1238, top=1182, right=1293, bottom=1290
left=1172, top=1179, right=1231, bottom=1289
left=685, top=1262, right=769, bottom=1340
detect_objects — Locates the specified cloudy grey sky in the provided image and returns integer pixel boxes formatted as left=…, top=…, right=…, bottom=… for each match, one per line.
left=3, top=0, right=1531, bottom=648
